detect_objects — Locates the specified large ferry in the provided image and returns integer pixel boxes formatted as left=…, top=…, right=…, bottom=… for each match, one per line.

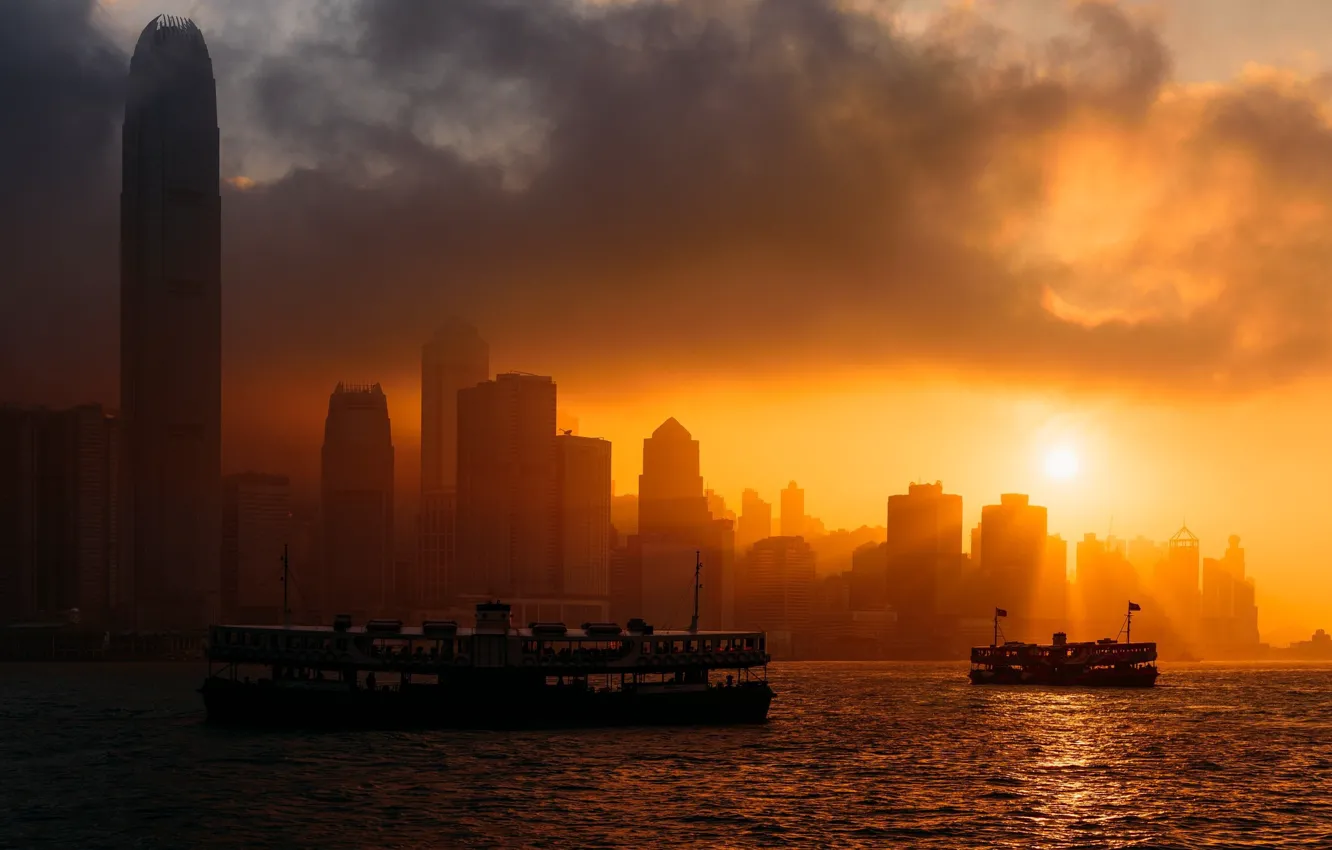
left=200, top=601, right=774, bottom=729
left=968, top=605, right=1159, bottom=687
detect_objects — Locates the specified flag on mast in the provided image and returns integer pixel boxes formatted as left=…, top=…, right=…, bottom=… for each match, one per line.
left=1128, top=601, right=1141, bottom=611
left=995, top=607, right=1008, bottom=618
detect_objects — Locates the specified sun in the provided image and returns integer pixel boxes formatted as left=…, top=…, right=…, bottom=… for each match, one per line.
left=1044, top=446, right=1080, bottom=481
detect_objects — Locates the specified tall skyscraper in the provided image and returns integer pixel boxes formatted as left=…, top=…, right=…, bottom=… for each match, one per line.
left=885, top=481, right=963, bottom=624
left=780, top=481, right=805, bottom=538
left=736, top=536, right=816, bottom=657
left=0, top=405, right=120, bottom=625
left=456, top=373, right=558, bottom=597
left=221, top=473, right=290, bottom=622
left=1155, top=525, right=1201, bottom=646
left=320, top=383, right=395, bottom=618
left=637, top=418, right=708, bottom=535
left=736, top=489, right=772, bottom=552
left=420, top=320, right=489, bottom=495
left=978, top=494, right=1048, bottom=638
left=119, top=16, right=222, bottom=630
left=557, top=434, right=612, bottom=597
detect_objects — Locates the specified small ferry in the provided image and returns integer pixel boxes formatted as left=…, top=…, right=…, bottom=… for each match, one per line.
left=968, top=604, right=1159, bottom=687
left=199, top=601, right=774, bottom=729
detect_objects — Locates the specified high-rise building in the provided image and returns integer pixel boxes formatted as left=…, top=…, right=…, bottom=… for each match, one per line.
left=885, top=482, right=963, bottom=624
left=736, top=489, right=772, bottom=552
left=456, top=373, right=558, bottom=597
left=849, top=541, right=888, bottom=611
left=637, top=418, right=708, bottom=536
left=320, top=383, right=395, bottom=618
left=420, top=320, right=488, bottom=495
left=0, top=405, right=120, bottom=625
left=780, top=481, right=806, bottom=538
left=557, top=434, right=612, bottom=597
left=1154, top=525, right=1200, bottom=647
left=705, top=489, right=735, bottom=523
left=119, top=16, right=222, bottom=631
left=736, top=536, right=816, bottom=657
left=221, top=473, right=290, bottom=623
left=978, top=494, right=1048, bottom=638
left=417, top=489, right=456, bottom=608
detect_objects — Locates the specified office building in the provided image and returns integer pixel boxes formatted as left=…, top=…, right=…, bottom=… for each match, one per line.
left=557, top=434, right=612, bottom=597
left=221, top=473, right=290, bottom=622
left=320, top=383, right=395, bottom=618
left=637, top=418, right=708, bottom=536
left=419, top=320, right=488, bottom=494
left=780, top=481, right=806, bottom=538
left=885, top=481, right=963, bottom=624
left=120, top=15, right=222, bottom=630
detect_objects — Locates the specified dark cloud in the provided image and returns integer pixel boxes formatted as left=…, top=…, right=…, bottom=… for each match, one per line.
left=6, top=0, right=1332, bottom=424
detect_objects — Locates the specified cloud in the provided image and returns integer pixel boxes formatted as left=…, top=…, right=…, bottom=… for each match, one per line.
left=7, top=0, right=1332, bottom=420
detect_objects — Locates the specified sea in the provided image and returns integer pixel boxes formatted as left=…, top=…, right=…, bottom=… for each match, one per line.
left=2, top=662, right=1330, bottom=849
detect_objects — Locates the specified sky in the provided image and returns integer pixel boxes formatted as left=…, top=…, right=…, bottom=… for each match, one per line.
left=6, top=0, right=1332, bottom=642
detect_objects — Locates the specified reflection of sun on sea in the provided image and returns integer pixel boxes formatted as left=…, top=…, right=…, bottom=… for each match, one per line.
left=1044, top=447, right=1080, bottom=481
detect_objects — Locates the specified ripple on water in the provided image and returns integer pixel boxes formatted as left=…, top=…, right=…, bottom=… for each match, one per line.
left=2, top=662, right=1331, bottom=848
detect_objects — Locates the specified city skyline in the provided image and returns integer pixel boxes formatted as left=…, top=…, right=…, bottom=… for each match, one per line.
left=6, top=2, right=1332, bottom=644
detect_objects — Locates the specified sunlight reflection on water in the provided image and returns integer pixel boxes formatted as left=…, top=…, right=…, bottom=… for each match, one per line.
left=2, top=662, right=1331, bottom=848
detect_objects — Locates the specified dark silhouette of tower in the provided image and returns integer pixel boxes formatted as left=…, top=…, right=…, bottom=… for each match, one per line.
left=637, top=418, right=708, bottom=536
left=420, top=320, right=489, bottom=494
left=119, top=16, right=221, bottom=630
left=780, top=482, right=806, bottom=538
left=321, top=383, right=395, bottom=619
left=456, top=373, right=558, bottom=598
left=886, top=482, right=963, bottom=629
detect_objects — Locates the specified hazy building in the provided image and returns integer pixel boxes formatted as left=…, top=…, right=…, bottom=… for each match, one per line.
left=705, top=489, right=735, bottom=523
left=1075, top=532, right=1138, bottom=632
left=849, top=541, right=888, bottom=611
left=737, top=536, right=816, bottom=657
left=610, top=493, right=639, bottom=537
left=420, top=320, right=488, bottom=494
left=221, top=473, right=290, bottom=622
left=557, top=434, right=612, bottom=597
left=1041, top=533, right=1069, bottom=624
left=456, top=373, right=558, bottom=598
left=979, top=494, right=1048, bottom=638
left=885, top=482, right=963, bottom=624
left=1155, top=525, right=1201, bottom=648
left=417, top=489, right=456, bottom=608
left=637, top=418, right=708, bottom=536
left=119, top=16, right=222, bottom=630
left=780, top=481, right=806, bottom=539
left=320, top=383, right=395, bottom=618
left=736, top=489, right=772, bottom=552
left=1202, top=534, right=1260, bottom=654
left=0, top=406, right=120, bottom=625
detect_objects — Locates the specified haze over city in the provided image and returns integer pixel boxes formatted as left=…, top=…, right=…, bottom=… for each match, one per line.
left=6, top=0, right=1332, bottom=644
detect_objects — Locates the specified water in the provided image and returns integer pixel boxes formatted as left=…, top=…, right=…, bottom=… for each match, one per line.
left=3, top=662, right=1331, bottom=848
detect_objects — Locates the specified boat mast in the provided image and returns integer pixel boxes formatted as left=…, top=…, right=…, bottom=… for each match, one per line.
left=1125, top=600, right=1132, bottom=644
left=689, top=550, right=702, bottom=633
left=281, top=543, right=290, bottom=629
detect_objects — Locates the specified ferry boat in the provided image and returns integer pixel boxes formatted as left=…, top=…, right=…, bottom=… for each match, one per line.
left=968, top=604, right=1159, bottom=687
left=199, top=602, right=774, bottom=729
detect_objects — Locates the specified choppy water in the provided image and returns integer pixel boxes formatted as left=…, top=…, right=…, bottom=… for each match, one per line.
left=3, top=662, right=1331, bottom=848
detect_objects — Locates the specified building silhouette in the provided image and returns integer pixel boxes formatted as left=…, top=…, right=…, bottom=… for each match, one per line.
left=737, top=536, right=816, bottom=658
left=221, top=473, right=290, bottom=623
left=1201, top=534, right=1260, bottom=655
left=780, top=481, right=806, bottom=538
left=0, top=405, right=120, bottom=625
left=978, top=494, right=1049, bottom=640
left=1155, top=525, right=1201, bottom=650
left=119, top=15, right=222, bottom=630
left=420, top=320, right=488, bottom=493
left=885, top=482, right=963, bottom=628
left=736, top=489, right=772, bottom=552
left=1075, top=532, right=1138, bottom=633
left=556, top=434, right=612, bottom=598
left=637, top=418, right=709, bottom=536
left=418, top=320, right=488, bottom=611
left=849, top=541, right=888, bottom=611
left=320, top=383, right=394, bottom=619
left=456, top=373, right=558, bottom=598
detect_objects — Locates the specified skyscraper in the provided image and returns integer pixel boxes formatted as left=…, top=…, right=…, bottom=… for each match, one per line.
left=736, top=536, right=816, bottom=657
left=736, top=489, right=772, bottom=552
left=978, top=494, right=1048, bottom=639
left=780, top=481, right=805, bottom=538
left=221, top=473, right=290, bottom=623
left=885, top=481, right=963, bottom=624
left=557, top=434, right=612, bottom=597
left=119, top=16, right=221, bottom=630
left=456, top=373, right=558, bottom=597
left=419, top=320, right=489, bottom=494
left=637, top=418, right=708, bottom=536
left=320, top=383, right=395, bottom=618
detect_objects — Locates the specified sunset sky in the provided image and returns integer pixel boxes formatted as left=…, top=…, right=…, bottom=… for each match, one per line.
left=7, top=1, right=1332, bottom=642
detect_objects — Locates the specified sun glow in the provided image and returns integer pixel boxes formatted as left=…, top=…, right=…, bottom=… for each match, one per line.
left=1044, top=446, right=1080, bottom=481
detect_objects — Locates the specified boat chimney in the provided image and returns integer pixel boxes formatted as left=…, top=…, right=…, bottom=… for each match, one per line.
left=1052, top=632, right=1067, bottom=646
left=474, top=600, right=512, bottom=634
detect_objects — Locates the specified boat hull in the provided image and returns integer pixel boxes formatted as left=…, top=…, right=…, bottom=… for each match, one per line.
left=200, top=678, right=774, bottom=730
left=969, top=666, right=1158, bottom=687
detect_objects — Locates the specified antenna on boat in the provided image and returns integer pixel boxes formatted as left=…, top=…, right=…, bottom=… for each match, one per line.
left=689, top=550, right=702, bottom=633
left=993, top=607, right=1007, bottom=647
left=280, top=543, right=290, bottom=629
left=1117, top=600, right=1141, bottom=643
